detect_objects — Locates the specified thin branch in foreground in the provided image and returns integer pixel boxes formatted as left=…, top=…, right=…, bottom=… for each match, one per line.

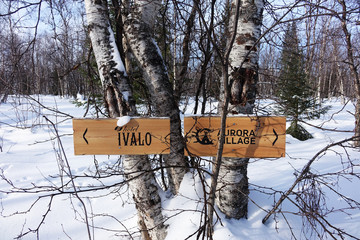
left=262, top=136, right=360, bottom=224
left=43, top=116, right=92, bottom=240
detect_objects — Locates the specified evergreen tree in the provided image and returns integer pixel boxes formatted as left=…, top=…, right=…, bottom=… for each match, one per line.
left=277, top=22, right=328, bottom=141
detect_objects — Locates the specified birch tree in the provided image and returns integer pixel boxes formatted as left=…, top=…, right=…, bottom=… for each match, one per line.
left=123, top=0, right=187, bottom=194
left=84, top=1, right=167, bottom=239
left=336, top=0, right=360, bottom=147
left=216, top=0, right=264, bottom=219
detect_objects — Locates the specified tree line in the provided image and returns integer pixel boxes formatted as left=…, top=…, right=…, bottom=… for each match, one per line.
left=1, top=1, right=358, bottom=103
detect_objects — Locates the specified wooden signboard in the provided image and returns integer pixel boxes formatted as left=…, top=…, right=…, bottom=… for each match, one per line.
left=184, top=116, right=286, bottom=158
left=73, top=118, right=170, bottom=155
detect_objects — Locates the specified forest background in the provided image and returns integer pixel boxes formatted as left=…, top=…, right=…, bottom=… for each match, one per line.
left=1, top=0, right=359, bottom=105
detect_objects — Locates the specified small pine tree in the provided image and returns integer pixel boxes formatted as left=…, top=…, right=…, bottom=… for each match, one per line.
left=276, top=22, right=329, bottom=141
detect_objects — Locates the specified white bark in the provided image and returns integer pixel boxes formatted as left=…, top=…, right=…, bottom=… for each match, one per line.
left=85, top=0, right=135, bottom=117
left=84, top=1, right=167, bottom=239
left=337, top=0, right=360, bottom=147
left=216, top=0, right=264, bottom=219
left=216, top=158, right=249, bottom=217
left=226, top=0, right=264, bottom=114
left=85, top=1, right=125, bottom=79
left=135, top=0, right=161, bottom=29
left=228, top=0, right=263, bottom=70
left=123, top=155, right=167, bottom=240
left=124, top=0, right=187, bottom=194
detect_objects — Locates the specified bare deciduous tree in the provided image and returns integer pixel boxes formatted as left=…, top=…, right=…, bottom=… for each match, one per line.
left=215, top=0, right=264, bottom=220
left=84, top=1, right=167, bottom=239
left=123, top=0, right=187, bottom=195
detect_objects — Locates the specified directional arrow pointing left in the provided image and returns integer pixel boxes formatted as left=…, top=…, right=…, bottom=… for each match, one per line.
left=83, top=128, right=89, bottom=144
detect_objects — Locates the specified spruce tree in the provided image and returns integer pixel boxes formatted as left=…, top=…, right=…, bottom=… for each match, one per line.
left=276, top=22, right=328, bottom=141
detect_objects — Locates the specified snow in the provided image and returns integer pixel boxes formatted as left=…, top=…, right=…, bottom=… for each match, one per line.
left=122, top=90, right=130, bottom=102
left=117, top=116, right=131, bottom=127
left=108, top=26, right=126, bottom=75
left=0, top=95, right=359, bottom=239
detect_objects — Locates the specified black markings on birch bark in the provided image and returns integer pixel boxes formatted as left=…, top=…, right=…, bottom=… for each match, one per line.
left=216, top=0, right=264, bottom=220
left=124, top=3, right=187, bottom=195
left=84, top=1, right=167, bottom=239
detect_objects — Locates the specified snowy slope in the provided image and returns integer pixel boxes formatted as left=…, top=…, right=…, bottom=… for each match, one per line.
left=0, top=95, right=359, bottom=240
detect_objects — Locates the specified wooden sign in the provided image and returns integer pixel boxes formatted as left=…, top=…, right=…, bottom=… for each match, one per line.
left=73, top=118, right=170, bottom=155
left=184, top=116, right=286, bottom=158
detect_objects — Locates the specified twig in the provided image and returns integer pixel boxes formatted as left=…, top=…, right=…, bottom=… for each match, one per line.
left=43, top=116, right=92, bottom=240
left=26, top=95, right=74, bottom=118
left=262, top=136, right=360, bottom=224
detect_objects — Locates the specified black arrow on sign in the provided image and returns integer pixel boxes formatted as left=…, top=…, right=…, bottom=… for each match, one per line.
left=83, top=128, right=89, bottom=144
left=272, top=128, right=278, bottom=146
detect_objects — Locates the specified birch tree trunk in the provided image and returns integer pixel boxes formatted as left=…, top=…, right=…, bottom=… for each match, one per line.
left=216, top=0, right=264, bottom=219
left=124, top=0, right=187, bottom=194
left=337, top=0, right=360, bottom=147
left=318, top=17, right=331, bottom=99
left=176, top=3, right=197, bottom=104
left=85, top=0, right=135, bottom=117
left=123, top=155, right=167, bottom=240
left=84, top=1, right=167, bottom=239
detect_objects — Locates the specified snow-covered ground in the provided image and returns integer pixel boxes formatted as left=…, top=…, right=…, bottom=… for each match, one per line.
left=0, top=95, right=359, bottom=239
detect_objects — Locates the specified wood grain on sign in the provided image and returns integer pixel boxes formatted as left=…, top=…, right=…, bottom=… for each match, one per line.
left=73, top=118, right=170, bottom=155
left=184, top=116, right=286, bottom=158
